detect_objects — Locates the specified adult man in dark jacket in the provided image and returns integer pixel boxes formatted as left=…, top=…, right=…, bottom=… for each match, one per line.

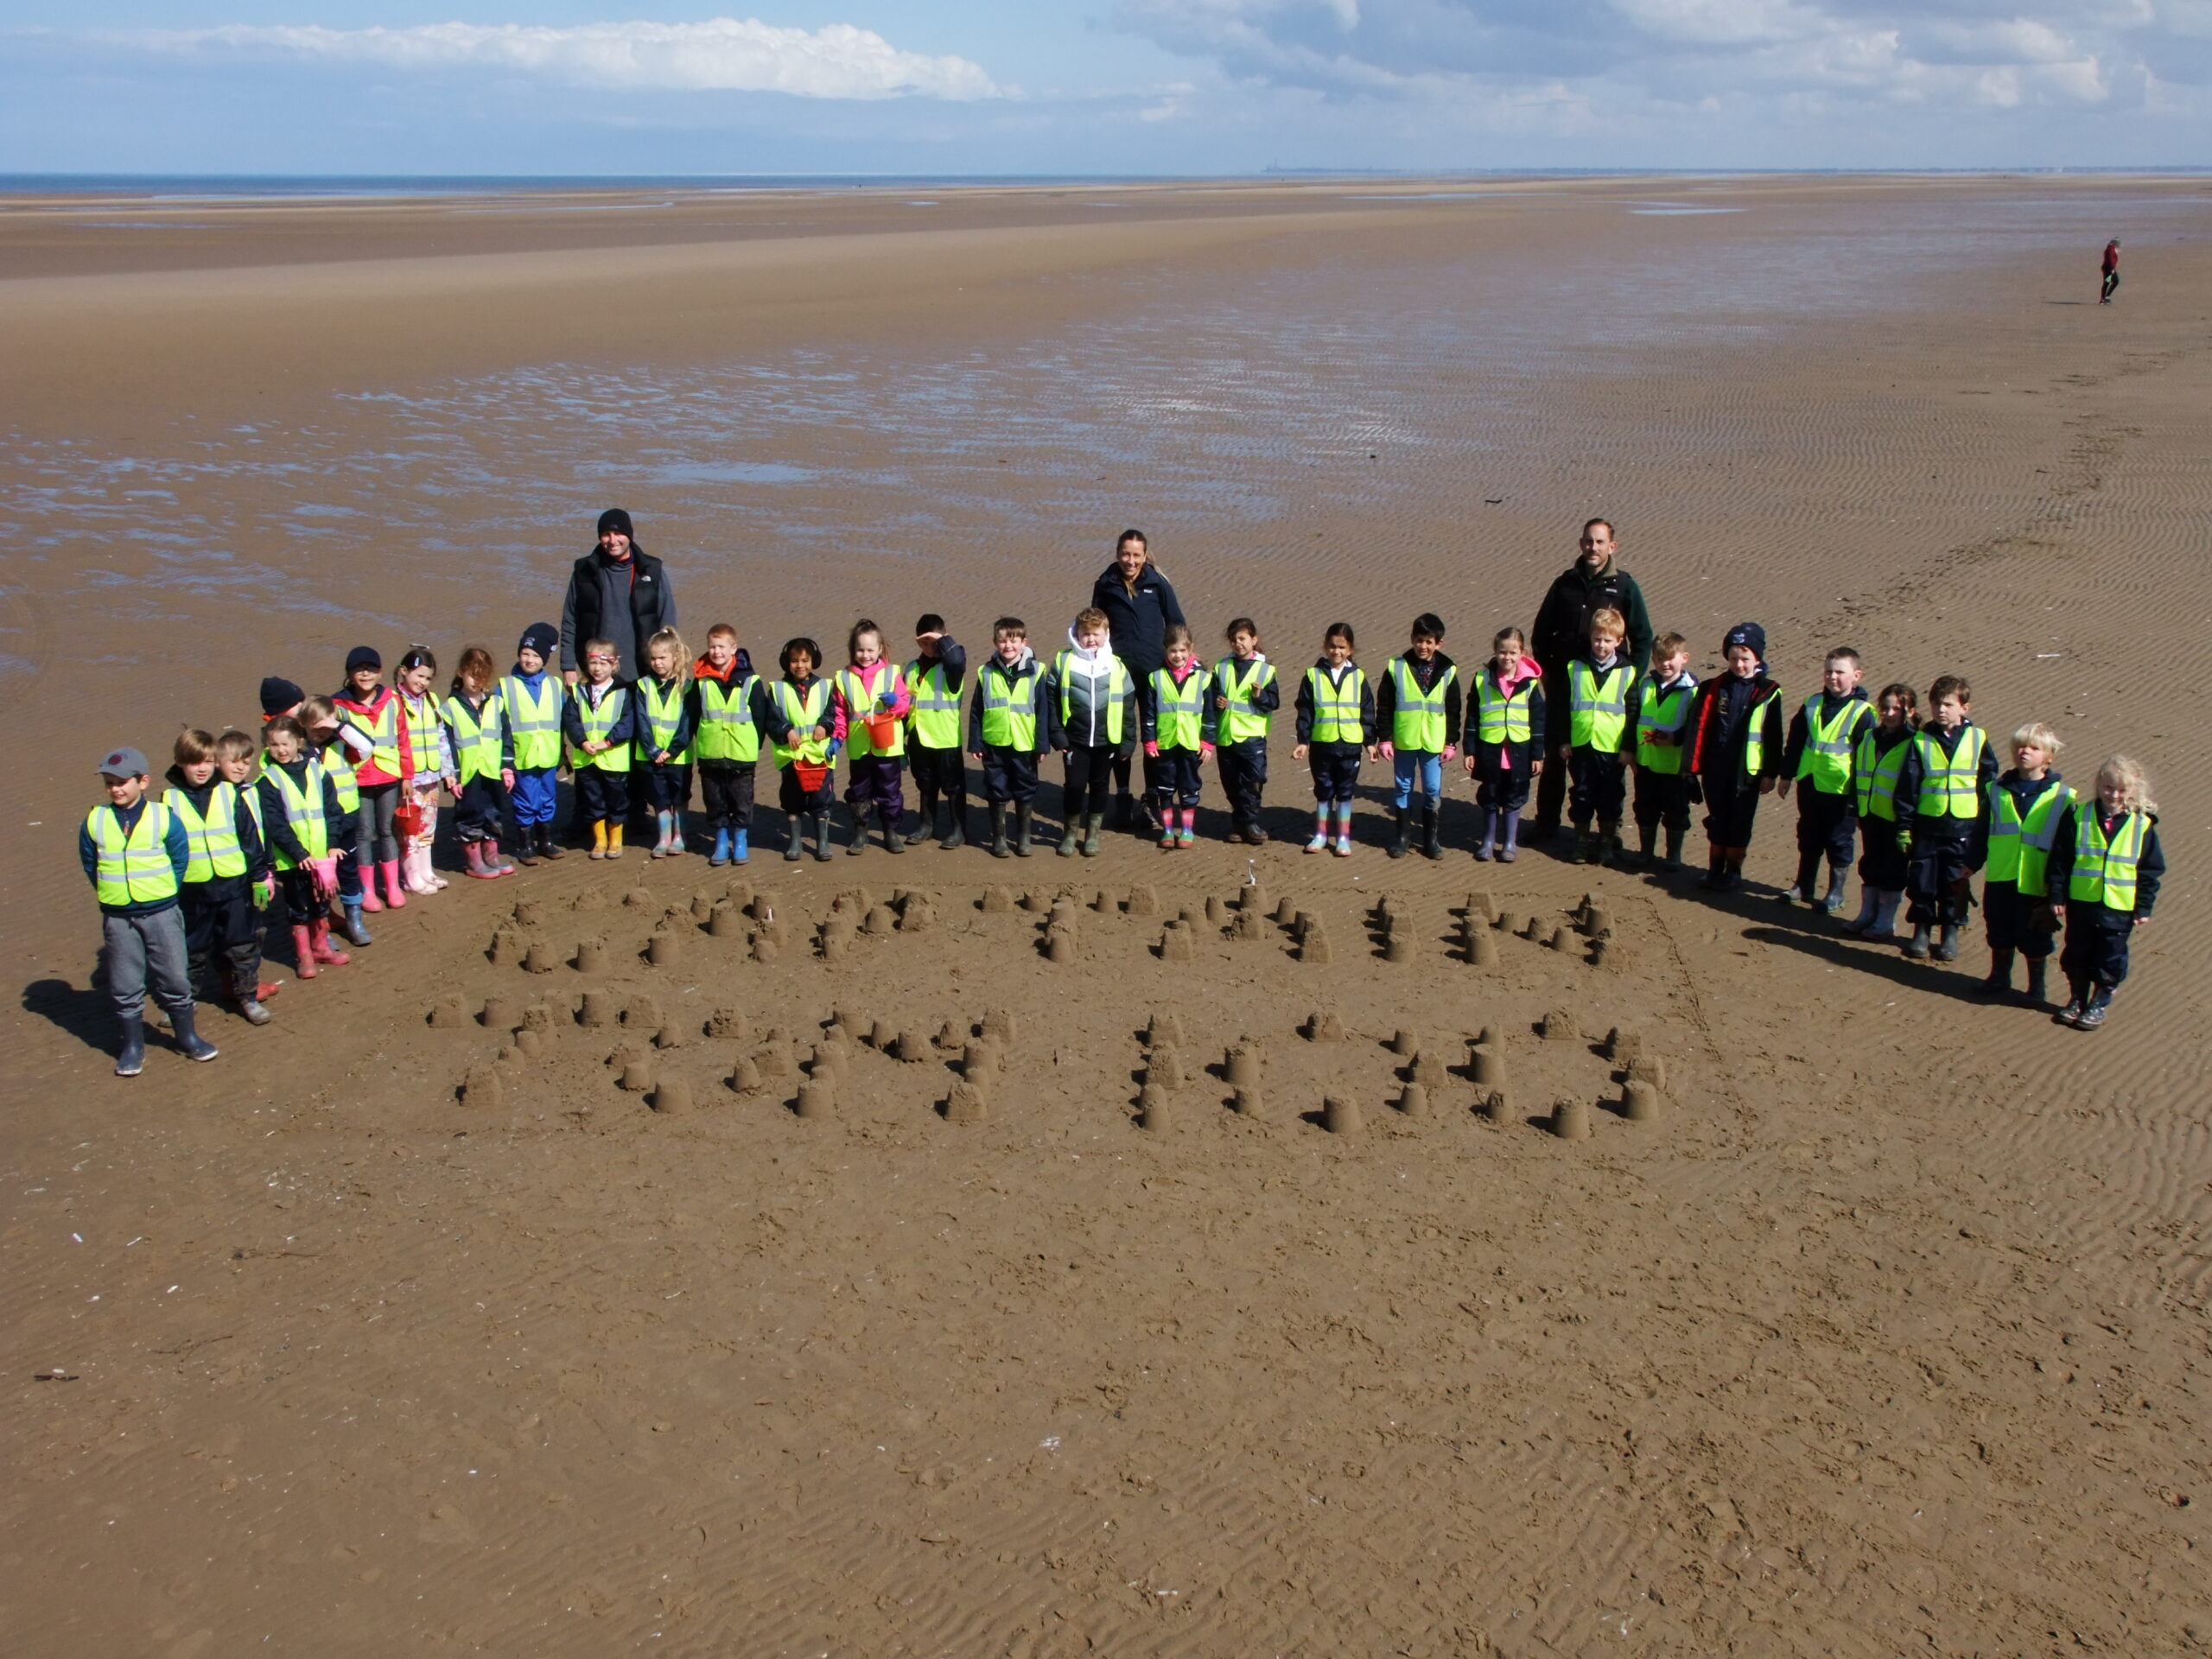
left=1529, top=518, right=1652, bottom=842
left=560, top=508, right=677, bottom=685
left=1089, top=528, right=1186, bottom=830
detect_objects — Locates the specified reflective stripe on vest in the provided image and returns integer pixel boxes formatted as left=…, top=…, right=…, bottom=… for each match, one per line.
left=1475, top=672, right=1535, bottom=747
left=692, top=676, right=760, bottom=764
left=1212, top=657, right=1275, bottom=744
left=771, top=681, right=832, bottom=768
left=1052, top=652, right=1132, bottom=747
left=349, top=695, right=401, bottom=779
left=265, top=762, right=330, bottom=868
left=1985, top=779, right=2074, bottom=888
left=1148, top=667, right=1205, bottom=752
left=1306, top=664, right=1366, bottom=745
left=443, top=696, right=503, bottom=785
left=1855, top=728, right=1908, bottom=821
left=1741, top=686, right=1783, bottom=778
left=401, top=691, right=442, bottom=779
left=569, top=687, right=632, bottom=773
left=1567, top=661, right=1635, bottom=753
left=980, top=665, right=1042, bottom=751
left=1914, top=726, right=1986, bottom=818
left=87, top=803, right=180, bottom=906
left=1795, top=695, right=1871, bottom=795
left=835, top=665, right=906, bottom=760
left=165, top=783, right=246, bottom=881
left=1636, top=680, right=1694, bottom=775
left=906, top=661, right=962, bottom=750
left=635, top=677, right=692, bottom=765
left=2068, top=808, right=2145, bottom=912
left=500, top=676, right=563, bottom=771
left=320, top=741, right=360, bottom=812
left=1389, top=657, right=1453, bottom=752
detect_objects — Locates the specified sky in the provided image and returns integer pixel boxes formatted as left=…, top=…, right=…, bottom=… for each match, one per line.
left=3, top=2, right=2209, bottom=176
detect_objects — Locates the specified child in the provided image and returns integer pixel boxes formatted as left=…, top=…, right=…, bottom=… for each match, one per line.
left=689, top=625, right=760, bottom=867
left=1563, top=607, right=1637, bottom=866
left=1376, top=613, right=1461, bottom=861
left=394, top=645, right=454, bottom=895
left=766, top=637, right=839, bottom=863
left=1685, top=622, right=1785, bottom=892
left=562, top=638, right=637, bottom=861
left=165, top=729, right=276, bottom=1024
left=2046, top=755, right=2164, bottom=1030
left=499, top=623, right=566, bottom=864
left=1464, top=626, right=1546, bottom=863
left=904, top=614, right=969, bottom=850
left=442, top=648, right=514, bottom=880
left=1046, top=607, right=1135, bottom=859
left=1894, top=673, right=1998, bottom=961
left=297, top=697, right=375, bottom=943
left=634, top=627, right=696, bottom=858
left=333, top=645, right=410, bottom=910
left=256, top=717, right=352, bottom=982
left=1980, top=722, right=2073, bottom=1004
left=1628, top=632, right=1695, bottom=869
left=84, top=744, right=217, bottom=1075
left=832, top=619, right=913, bottom=857
left=1777, top=646, right=1873, bottom=911
left=1294, top=621, right=1375, bottom=857
left=968, top=617, right=1048, bottom=858
left=1841, top=684, right=1918, bottom=940
left=1211, top=618, right=1279, bottom=844
left=212, top=728, right=293, bottom=959
left=1141, top=623, right=1216, bottom=850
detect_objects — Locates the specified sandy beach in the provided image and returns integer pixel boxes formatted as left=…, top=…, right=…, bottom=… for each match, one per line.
left=3, top=175, right=2209, bottom=1655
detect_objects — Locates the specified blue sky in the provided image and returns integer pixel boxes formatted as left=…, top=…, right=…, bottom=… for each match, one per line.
left=4, top=3, right=2209, bottom=175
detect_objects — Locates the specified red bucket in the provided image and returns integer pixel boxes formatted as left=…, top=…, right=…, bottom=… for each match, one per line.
left=794, top=761, right=831, bottom=794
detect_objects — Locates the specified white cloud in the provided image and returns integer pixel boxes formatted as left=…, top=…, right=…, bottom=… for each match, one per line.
left=101, top=17, right=999, bottom=101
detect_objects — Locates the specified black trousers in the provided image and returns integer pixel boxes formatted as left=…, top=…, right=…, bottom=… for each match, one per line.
left=698, top=762, right=756, bottom=830
left=777, top=765, right=835, bottom=816
left=1567, top=747, right=1627, bottom=825
left=1632, top=768, right=1693, bottom=834
left=1794, top=787, right=1857, bottom=883
left=1217, top=738, right=1267, bottom=825
left=1858, top=816, right=1910, bottom=890
left=1984, top=881, right=2057, bottom=957
left=1904, top=826, right=1974, bottom=925
left=577, top=767, right=631, bottom=823
left=909, top=746, right=968, bottom=812
left=2062, top=910, right=2135, bottom=987
left=1062, top=745, right=1118, bottom=818
left=981, top=747, right=1039, bottom=804
left=640, top=760, right=691, bottom=812
left=454, top=773, right=507, bottom=841
left=181, top=876, right=263, bottom=986
left=1701, top=771, right=1763, bottom=849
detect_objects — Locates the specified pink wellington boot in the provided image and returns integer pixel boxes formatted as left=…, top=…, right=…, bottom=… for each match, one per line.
left=378, top=858, right=407, bottom=908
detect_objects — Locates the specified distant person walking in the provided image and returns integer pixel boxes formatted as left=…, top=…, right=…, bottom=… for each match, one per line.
left=560, top=508, right=677, bottom=687
left=1528, top=518, right=1652, bottom=844
left=2100, top=238, right=2120, bottom=304
left=1090, top=528, right=1186, bottom=831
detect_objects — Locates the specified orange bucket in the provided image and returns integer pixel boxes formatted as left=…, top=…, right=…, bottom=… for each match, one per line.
left=795, top=761, right=831, bottom=794
left=863, top=713, right=899, bottom=752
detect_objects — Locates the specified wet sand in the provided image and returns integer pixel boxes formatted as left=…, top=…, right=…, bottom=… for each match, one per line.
left=3, top=175, right=2210, bottom=1656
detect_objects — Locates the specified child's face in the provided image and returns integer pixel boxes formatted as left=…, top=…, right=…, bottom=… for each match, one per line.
left=1325, top=634, right=1353, bottom=667
left=180, top=757, right=216, bottom=786
left=585, top=650, right=617, bottom=685
left=1491, top=640, right=1521, bottom=675
left=648, top=647, right=676, bottom=679
left=786, top=650, right=817, bottom=679
left=105, top=772, right=144, bottom=808
left=400, top=664, right=431, bottom=696
left=2014, top=740, right=2051, bottom=776
left=1878, top=695, right=1910, bottom=730
left=1408, top=634, right=1440, bottom=662
left=1657, top=650, right=1689, bottom=683
left=1076, top=626, right=1108, bottom=652
left=1933, top=692, right=1968, bottom=728
left=1165, top=640, right=1192, bottom=671
left=706, top=636, right=736, bottom=670
left=995, top=632, right=1026, bottom=664
left=1823, top=657, right=1863, bottom=696
left=348, top=665, right=380, bottom=696
left=853, top=632, right=882, bottom=669
left=1590, top=630, right=1623, bottom=659
left=219, top=753, right=254, bottom=785
left=1229, top=629, right=1258, bottom=658
left=518, top=646, right=545, bottom=676
left=265, top=733, right=299, bottom=764
left=2098, top=775, right=2128, bottom=812
left=1726, top=645, right=1760, bottom=678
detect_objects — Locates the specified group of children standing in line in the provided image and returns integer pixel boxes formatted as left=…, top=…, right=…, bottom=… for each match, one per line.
left=84, top=602, right=2164, bottom=1076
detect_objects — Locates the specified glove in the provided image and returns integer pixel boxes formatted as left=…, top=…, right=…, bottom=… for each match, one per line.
left=1685, top=776, right=1704, bottom=805
left=308, top=855, right=340, bottom=901
left=1143, top=741, right=1160, bottom=759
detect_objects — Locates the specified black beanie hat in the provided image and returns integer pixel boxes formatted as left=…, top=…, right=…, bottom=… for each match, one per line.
left=345, top=645, right=381, bottom=676
left=1723, top=621, right=1767, bottom=662
left=596, top=507, right=636, bottom=543
left=518, top=622, right=558, bottom=660
left=259, top=676, right=305, bottom=716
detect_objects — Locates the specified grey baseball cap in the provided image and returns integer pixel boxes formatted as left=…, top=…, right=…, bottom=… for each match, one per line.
left=98, top=746, right=150, bottom=778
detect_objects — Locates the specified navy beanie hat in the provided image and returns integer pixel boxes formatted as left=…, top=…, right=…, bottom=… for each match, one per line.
left=345, top=645, right=381, bottom=676
left=596, top=507, right=636, bottom=543
left=518, top=622, right=559, bottom=660
left=1722, top=621, right=1767, bottom=661
left=259, top=676, right=305, bottom=716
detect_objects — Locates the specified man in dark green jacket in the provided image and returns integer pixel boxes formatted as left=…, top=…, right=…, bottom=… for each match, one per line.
left=1529, top=518, right=1652, bottom=843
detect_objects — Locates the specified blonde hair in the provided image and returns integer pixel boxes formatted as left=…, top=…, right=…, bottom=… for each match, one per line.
left=2095, top=754, right=2157, bottom=815
left=1588, top=607, right=1626, bottom=643
left=2010, top=722, right=2063, bottom=761
left=645, top=627, right=690, bottom=682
